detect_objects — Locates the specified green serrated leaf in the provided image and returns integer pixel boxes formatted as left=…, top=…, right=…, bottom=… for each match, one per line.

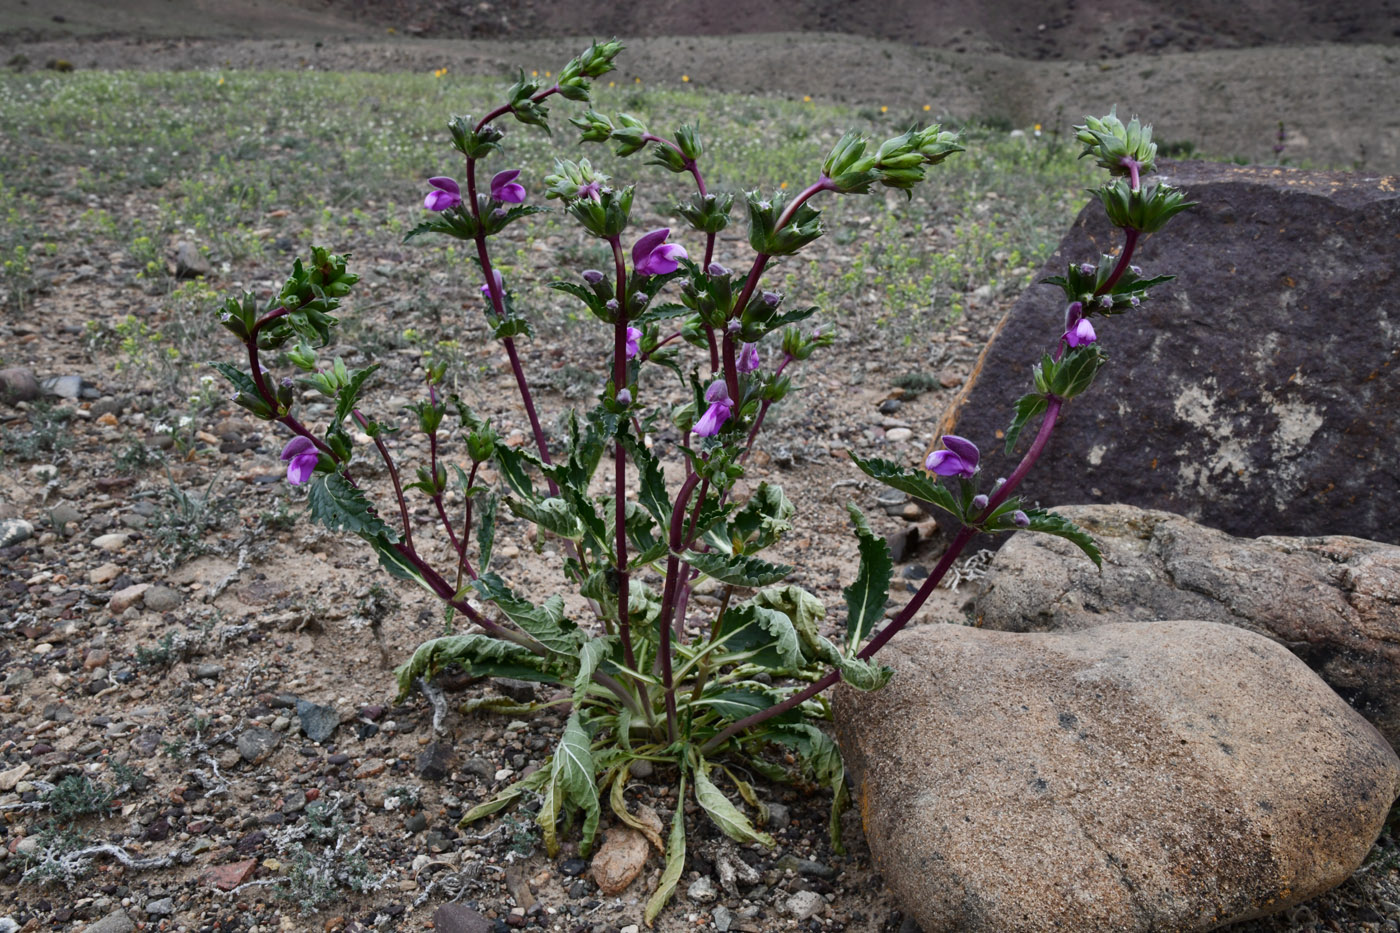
left=458, top=766, right=552, bottom=825
left=477, top=490, right=498, bottom=571
left=1023, top=508, right=1103, bottom=568
left=644, top=774, right=687, bottom=926
left=549, top=712, right=601, bottom=857
left=308, top=473, right=396, bottom=540
left=841, top=503, right=891, bottom=650
left=682, top=550, right=792, bottom=588
left=849, top=452, right=961, bottom=520
left=332, top=362, right=381, bottom=425
left=694, top=684, right=800, bottom=724
left=393, top=634, right=558, bottom=702
left=722, top=604, right=804, bottom=670
left=506, top=496, right=585, bottom=541
left=694, top=759, right=775, bottom=847
left=749, top=585, right=826, bottom=660
left=1005, top=392, right=1050, bottom=455
left=493, top=442, right=539, bottom=501
left=367, top=535, right=437, bottom=596
left=472, top=572, right=580, bottom=655
left=573, top=636, right=618, bottom=705
left=729, top=482, right=794, bottom=555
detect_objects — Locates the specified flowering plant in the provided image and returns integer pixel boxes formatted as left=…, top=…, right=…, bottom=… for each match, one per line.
left=211, top=42, right=1188, bottom=920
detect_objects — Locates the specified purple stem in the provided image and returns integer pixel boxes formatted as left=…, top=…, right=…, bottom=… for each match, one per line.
left=607, top=235, right=637, bottom=674
left=353, top=409, right=416, bottom=554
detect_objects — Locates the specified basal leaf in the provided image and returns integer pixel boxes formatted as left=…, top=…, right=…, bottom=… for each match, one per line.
left=643, top=774, right=687, bottom=926
left=841, top=503, right=891, bottom=650
left=472, top=572, right=580, bottom=655
left=682, top=549, right=792, bottom=588
left=393, top=633, right=558, bottom=701
left=721, top=604, right=804, bottom=670
left=552, top=712, right=601, bottom=856
left=573, top=636, right=619, bottom=705
left=750, top=585, right=826, bottom=660
left=610, top=768, right=664, bottom=854
left=694, top=759, right=775, bottom=847
left=458, top=765, right=551, bottom=826
left=506, top=496, right=585, bottom=541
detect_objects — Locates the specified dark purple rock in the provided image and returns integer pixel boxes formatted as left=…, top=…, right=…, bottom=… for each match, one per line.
left=432, top=903, right=493, bottom=933
left=936, top=161, right=1400, bottom=544
left=416, top=741, right=455, bottom=781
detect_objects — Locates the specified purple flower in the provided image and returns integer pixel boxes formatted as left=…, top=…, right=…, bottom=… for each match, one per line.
left=707, top=261, right=731, bottom=277
left=1064, top=318, right=1097, bottom=348
left=632, top=228, right=687, bottom=276
left=280, top=436, right=320, bottom=485
left=736, top=342, right=760, bottom=373
left=693, top=381, right=733, bottom=437
left=490, top=169, right=526, bottom=204
left=1078, top=262, right=1096, bottom=276
left=616, top=388, right=632, bottom=405
left=576, top=180, right=602, bottom=201
left=925, top=434, right=979, bottom=478
left=424, top=176, right=462, bottom=212
left=581, top=269, right=605, bottom=284
left=1012, top=510, right=1031, bottom=528
left=625, top=326, right=642, bottom=359
left=726, top=319, right=741, bottom=334
left=480, top=268, right=505, bottom=299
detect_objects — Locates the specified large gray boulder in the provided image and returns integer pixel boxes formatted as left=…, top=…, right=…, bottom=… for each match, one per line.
left=974, top=504, right=1400, bottom=745
left=935, top=161, right=1400, bottom=544
left=833, top=621, right=1400, bottom=933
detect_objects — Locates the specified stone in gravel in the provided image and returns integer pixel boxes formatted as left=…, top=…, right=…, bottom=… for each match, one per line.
left=712, top=905, right=733, bottom=932
left=236, top=727, right=281, bottom=764
left=559, top=857, right=588, bottom=877
left=494, top=677, right=537, bottom=702
left=142, top=584, right=183, bottom=612
left=203, top=858, right=257, bottom=891
left=88, top=562, right=121, bottom=585
left=295, top=699, right=340, bottom=743
left=878, top=398, right=903, bottom=415
left=0, top=367, right=38, bottom=404
left=775, top=855, right=835, bottom=878
left=107, top=583, right=150, bottom=613
left=92, top=532, right=130, bottom=551
left=41, top=373, right=88, bottom=400
left=833, top=620, right=1400, bottom=933
left=0, top=763, right=31, bottom=791
left=83, top=909, right=135, bottom=933
left=355, top=757, right=386, bottom=778
left=764, top=801, right=790, bottom=830
left=47, top=502, right=81, bottom=529
left=194, top=663, right=223, bottom=680
left=885, top=426, right=913, bottom=443
left=174, top=240, right=212, bottom=279
left=461, top=756, right=494, bottom=780
left=404, top=812, right=428, bottom=833
left=937, top=162, right=1400, bottom=545
left=786, top=891, right=825, bottom=921
left=628, top=758, right=654, bottom=779
left=687, top=876, right=718, bottom=902
left=432, top=903, right=492, bottom=933
left=886, top=525, right=919, bottom=563
left=143, top=897, right=174, bottom=917
left=129, top=730, right=161, bottom=758
left=0, top=519, right=33, bottom=547
left=416, top=741, right=455, bottom=781
left=590, top=826, right=649, bottom=895
left=976, top=504, right=1400, bottom=744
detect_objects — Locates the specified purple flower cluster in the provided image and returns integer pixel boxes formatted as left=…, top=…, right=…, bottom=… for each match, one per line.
left=693, top=381, right=733, bottom=437
left=925, top=435, right=979, bottom=478
left=632, top=228, right=687, bottom=276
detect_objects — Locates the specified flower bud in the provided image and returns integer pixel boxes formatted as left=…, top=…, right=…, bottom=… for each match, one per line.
left=762, top=290, right=782, bottom=308
left=582, top=269, right=605, bottom=284
left=1012, top=510, right=1031, bottom=528
left=631, top=291, right=648, bottom=308
left=1079, top=262, right=1096, bottom=276
left=972, top=494, right=988, bottom=511
left=707, top=261, right=730, bottom=277
left=616, top=388, right=631, bottom=405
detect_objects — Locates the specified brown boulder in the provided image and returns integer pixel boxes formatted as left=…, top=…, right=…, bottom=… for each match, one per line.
left=975, top=504, right=1400, bottom=745
left=834, top=621, right=1400, bottom=933
left=590, top=826, right=649, bottom=895
left=935, top=161, right=1400, bottom=544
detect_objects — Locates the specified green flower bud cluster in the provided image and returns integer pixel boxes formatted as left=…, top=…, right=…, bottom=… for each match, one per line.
left=448, top=117, right=504, bottom=159
left=676, top=191, right=733, bottom=234
left=747, top=191, right=823, bottom=256
left=1093, top=177, right=1195, bottom=233
left=821, top=126, right=964, bottom=194
left=505, top=72, right=551, bottom=131
left=1075, top=108, right=1157, bottom=177
left=555, top=38, right=625, bottom=101
left=780, top=325, right=836, bottom=362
